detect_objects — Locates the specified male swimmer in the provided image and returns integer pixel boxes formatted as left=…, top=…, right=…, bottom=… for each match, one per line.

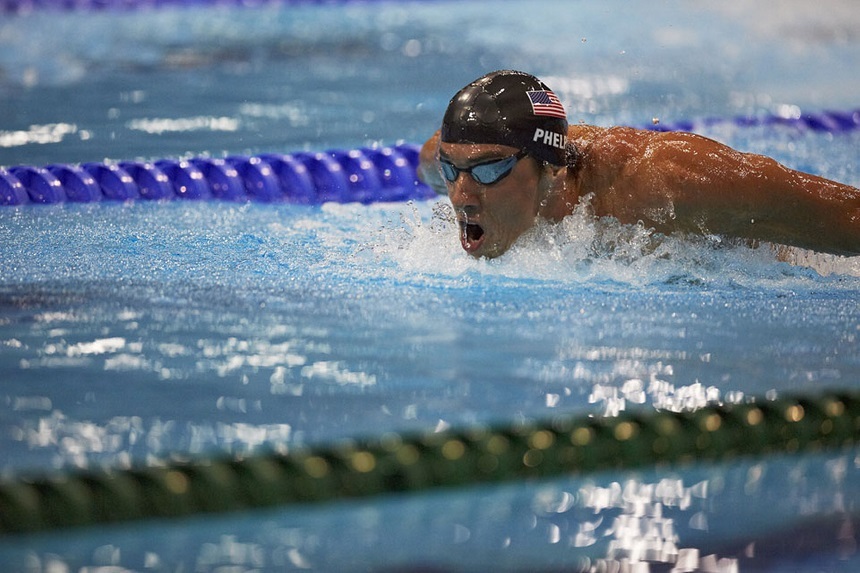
left=418, top=70, right=860, bottom=259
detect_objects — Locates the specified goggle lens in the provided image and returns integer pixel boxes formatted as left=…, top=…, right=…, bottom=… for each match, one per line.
left=439, top=150, right=528, bottom=186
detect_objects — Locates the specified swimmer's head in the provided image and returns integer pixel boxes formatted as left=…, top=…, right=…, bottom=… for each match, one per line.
left=441, top=70, right=568, bottom=166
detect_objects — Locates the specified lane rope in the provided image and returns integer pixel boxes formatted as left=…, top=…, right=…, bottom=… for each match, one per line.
left=1, top=0, right=403, bottom=14
left=0, top=143, right=435, bottom=206
left=643, top=107, right=860, bottom=135
left=1, top=390, right=858, bottom=535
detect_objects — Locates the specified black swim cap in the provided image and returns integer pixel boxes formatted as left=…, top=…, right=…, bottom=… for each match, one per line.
left=441, top=70, right=568, bottom=166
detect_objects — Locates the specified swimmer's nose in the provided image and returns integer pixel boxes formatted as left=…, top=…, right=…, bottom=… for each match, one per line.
left=448, top=176, right=481, bottom=214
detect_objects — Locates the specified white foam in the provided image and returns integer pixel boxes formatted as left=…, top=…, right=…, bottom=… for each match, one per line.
left=370, top=198, right=860, bottom=290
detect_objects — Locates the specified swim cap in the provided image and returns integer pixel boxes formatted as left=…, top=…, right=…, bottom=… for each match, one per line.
left=441, top=70, right=568, bottom=166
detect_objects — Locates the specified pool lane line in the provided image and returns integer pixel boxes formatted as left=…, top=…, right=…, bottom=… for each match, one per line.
left=0, top=144, right=436, bottom=206
left=1, top=0, right=424, bottom=14
left=641, top=107, right=860, bottom=134
left=1, top=390, right=858, bottom=535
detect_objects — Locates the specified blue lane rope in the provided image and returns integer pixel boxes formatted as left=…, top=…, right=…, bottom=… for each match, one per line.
left=0, top=143, right=436, bottom=206
left=643, top=107, right=860, bottom=134
left=1, top=108, right=859, bottom=207
left=0, top=0, right=399, bottom=13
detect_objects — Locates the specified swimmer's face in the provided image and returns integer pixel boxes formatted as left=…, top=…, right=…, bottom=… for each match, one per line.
left=439, top=142, right=544, bottom=258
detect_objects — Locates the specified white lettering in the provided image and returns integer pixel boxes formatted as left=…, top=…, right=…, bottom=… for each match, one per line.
left=532, top=128, right=567, bottom=150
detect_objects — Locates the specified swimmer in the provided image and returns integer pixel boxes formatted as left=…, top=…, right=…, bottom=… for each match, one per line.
left=418, top=70, right=860, bottom=259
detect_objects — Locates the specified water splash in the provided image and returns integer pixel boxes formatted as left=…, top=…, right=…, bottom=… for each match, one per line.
left=374, top=198, right=860, bottom=291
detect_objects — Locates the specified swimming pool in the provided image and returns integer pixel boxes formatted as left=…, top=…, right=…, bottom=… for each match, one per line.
left=1, top=0, right=859, bottom=571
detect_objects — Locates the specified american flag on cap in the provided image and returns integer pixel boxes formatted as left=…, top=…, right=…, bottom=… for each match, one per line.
left=527, top=90, right=566, bottom=119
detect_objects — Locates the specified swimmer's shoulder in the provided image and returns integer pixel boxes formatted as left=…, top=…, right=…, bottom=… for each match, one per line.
left=567, top=123, right=603, bottom=140
left=567, top=124, right=644, bottom=148
left=566, top=124, right=647, bottom=170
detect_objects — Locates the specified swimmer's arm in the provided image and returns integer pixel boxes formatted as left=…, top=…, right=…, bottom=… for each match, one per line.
left=632, top=131, right=860, bottom=256
left=418, top=130, right=448, bottom=195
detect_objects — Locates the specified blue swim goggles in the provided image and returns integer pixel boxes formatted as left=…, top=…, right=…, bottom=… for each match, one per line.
left=439, top=150, right=528, bottom=186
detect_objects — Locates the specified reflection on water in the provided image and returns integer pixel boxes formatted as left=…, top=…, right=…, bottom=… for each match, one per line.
left=588, top=378, right=728, bottom=418
left=576, top=478, right=736, bottom=572
left=9, top=409, right=295, bottom=471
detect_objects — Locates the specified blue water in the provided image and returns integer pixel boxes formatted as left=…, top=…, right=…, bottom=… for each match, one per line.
left=1, top=1, right=860, bottom=571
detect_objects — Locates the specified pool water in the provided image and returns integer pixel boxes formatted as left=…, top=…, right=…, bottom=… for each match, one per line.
left=1, top=1, right=859, bottom=571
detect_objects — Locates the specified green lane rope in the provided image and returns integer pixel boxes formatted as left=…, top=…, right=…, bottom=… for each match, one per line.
left=1, top=390, right=859, bottom=535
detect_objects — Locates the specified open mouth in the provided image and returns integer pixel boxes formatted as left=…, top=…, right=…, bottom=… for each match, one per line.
left=459, top=220, right=485, bottom=253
